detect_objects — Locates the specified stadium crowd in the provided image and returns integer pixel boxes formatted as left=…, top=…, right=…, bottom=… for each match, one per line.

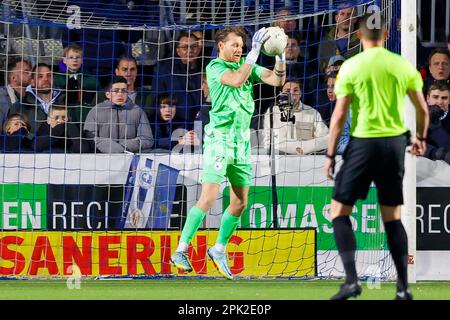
left=0, top=6, right=449, bottom=165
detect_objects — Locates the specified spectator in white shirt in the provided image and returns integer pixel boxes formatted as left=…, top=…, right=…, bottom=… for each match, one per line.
left=263, top=80, right=329, bottom=155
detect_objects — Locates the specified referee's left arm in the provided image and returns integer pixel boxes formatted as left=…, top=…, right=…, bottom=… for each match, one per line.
left=325, top=95, right=351, bottom=179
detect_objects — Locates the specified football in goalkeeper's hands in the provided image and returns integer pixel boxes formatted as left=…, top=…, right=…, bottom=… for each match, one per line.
left=261, top=26, right=288, bottom=57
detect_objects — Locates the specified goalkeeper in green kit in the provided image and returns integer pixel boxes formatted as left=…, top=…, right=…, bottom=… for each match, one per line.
left=171, top=26, right=286, bottom=279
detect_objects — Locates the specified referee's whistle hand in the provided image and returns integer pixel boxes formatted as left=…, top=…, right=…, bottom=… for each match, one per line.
left=324, top=158, right=335, bottom=180
left=410, top=139, right=427, bottom=156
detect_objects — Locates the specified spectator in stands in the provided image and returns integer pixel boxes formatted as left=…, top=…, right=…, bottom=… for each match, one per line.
left=10, top=63, right=67, bottom=136
left=151, top=32, right=203, bottom=127
left=314, top=57, right=345, bottom=126
left=84, top=76, right=153, bottom=153
left=151, top=93, right=200, bottom=151
left=0, top=58, right=32, bottom=126
left=427, top=81, right=450, bottom=113
left=427, top=81, right=450, bottom=133
left=0, top=113, right=33, bottom=152
left=318, top=7, right=360, bottom=73
left=62, top=0, right=150, bottom=87
left=54, top=43, right=100, bottom=124
left=326, top=71, right=351, bottom=155
left=422, top=49, right=450, bottom=95
left=273, top=7, right=298, bottom=35
left=192, top=30, right=204, bottom=52
left=115, top=55, right=138, bottom=99
left=325, top=55, right=345, bottom=78
left=285, top=33, right=304, bottom=65
left=252, top=31, right=316, bottom=133
left=272, top=6, right=320, bottom=60
left=285, top=32, right=324, bottom=109
left=35, top=105, right=90, bottom=153
left=312, top=55, right=345, bottom=126
left=326, top=72, right=337, bottom=103
left=285, top=32, right=315, bottom=79
left=424, top=82, right=450, bottom=165
left=192, top=30, right=212, bottom=57
left=263, top=80, right=329, bottom=155
left=114, top=55, right=150, bottom=110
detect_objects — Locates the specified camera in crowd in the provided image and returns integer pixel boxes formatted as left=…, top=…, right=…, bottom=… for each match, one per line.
left=277, top=92, right=296, bottom=123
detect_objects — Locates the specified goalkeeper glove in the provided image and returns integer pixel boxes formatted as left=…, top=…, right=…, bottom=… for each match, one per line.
left=276, top=31, right=288, bottom=64
left=276, top=52, right=286, bottom=64
left=245, top=27, right=270, bottom=66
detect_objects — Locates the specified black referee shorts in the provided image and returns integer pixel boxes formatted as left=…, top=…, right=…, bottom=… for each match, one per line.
left=332, top=132, right=409, bottom=207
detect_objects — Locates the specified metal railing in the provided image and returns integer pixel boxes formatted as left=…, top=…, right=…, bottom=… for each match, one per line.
left=418, top=0, right=450, bottom=47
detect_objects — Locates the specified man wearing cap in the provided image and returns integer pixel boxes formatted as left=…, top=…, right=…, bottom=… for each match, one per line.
left=326, top=55, right=345, bottom=77
left=313, top=55, right=346, bottom=126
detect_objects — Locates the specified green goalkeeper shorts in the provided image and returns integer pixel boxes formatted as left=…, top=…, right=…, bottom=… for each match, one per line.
left=201, top=133, right=253, bottom=187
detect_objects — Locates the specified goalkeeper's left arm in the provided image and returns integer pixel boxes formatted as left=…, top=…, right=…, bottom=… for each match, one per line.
left=261, top=52, right=286, bottom=87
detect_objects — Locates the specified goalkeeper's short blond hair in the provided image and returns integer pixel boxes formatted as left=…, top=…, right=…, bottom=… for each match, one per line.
left=215, top=27, right=247, bottom=49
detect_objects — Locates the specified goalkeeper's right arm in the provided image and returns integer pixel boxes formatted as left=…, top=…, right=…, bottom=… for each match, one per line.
left=220, top=27, right=269, bottom=88
left=220, top=63, right=253, bottom=88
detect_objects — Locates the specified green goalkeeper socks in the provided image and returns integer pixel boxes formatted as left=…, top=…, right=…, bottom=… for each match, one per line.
left=216, top=209, right=241, bottom=247
left=178, top=207, right=240, bottom=253
left=179, top=205, right=207, bottom=247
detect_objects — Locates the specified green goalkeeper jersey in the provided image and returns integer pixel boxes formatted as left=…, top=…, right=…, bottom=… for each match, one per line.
left=205, top=57, right=264, bottom=139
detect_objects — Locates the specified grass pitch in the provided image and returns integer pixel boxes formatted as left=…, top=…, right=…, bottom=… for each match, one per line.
left=0, top=279, right=449, bottom=300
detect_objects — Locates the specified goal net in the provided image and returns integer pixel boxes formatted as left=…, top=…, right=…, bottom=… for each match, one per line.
left=0, top=0, right=404, bottom=280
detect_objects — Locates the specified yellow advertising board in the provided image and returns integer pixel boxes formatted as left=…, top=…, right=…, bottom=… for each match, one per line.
left=0, top=230, right=315, bottom=278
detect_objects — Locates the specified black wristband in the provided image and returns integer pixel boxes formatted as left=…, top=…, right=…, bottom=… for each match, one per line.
left=416, top=135, right=427, bottom=141
left=326, top=153, right=335, bottom=160
left=275, top=69, right=285, bottom=77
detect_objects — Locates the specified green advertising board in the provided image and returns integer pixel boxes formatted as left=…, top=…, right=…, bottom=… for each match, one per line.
left=223, top=186, right=387, bottom=250
left=0, top=184, right=47, bottom=230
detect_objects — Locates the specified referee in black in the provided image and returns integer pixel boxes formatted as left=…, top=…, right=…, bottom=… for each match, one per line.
left=324, top=12, right=429, bottom=300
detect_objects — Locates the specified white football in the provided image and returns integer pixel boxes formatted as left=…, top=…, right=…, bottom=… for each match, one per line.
left=261, top=26, right=288, bottom=57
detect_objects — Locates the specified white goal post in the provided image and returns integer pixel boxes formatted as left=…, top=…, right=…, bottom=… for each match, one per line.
left=401, top=0, right=417, bottom=284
